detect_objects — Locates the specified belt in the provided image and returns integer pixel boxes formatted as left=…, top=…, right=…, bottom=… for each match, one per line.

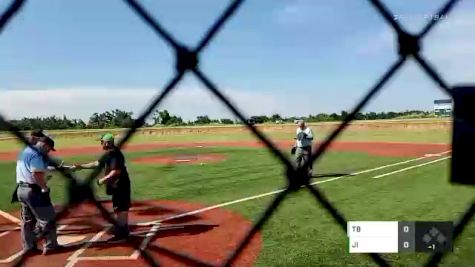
left=18, top=182, right=39, bottom=188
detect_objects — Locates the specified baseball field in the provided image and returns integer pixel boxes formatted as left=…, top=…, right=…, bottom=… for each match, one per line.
left=0, top=120, right=474, bottom=267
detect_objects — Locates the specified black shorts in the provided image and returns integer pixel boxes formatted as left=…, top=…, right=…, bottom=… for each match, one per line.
left=110, top=180, right=131, bottom=212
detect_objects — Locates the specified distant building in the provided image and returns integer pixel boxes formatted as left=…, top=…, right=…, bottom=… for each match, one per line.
left=433, top=99, right=453, bottom=117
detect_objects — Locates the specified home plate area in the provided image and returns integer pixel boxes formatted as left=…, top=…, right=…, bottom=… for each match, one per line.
left=0, top=200, right=261, bottom=267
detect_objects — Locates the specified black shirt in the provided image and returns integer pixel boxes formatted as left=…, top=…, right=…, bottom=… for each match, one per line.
left=99, top=147, right=130, bottom=187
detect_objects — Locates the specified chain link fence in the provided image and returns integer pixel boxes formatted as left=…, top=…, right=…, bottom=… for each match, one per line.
left=0, top=0, right=473, bottom=266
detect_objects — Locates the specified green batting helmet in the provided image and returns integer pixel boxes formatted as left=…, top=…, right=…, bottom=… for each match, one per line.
left=101, top=133, right=114, bottom=142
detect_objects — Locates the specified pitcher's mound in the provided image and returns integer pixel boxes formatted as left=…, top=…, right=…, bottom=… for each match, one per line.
left=133, top=154, right=227, bottom=165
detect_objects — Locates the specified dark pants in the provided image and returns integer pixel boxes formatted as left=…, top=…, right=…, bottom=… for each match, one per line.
left=107, top=178, right=131, bottom=212
left=295, top=146, right=313, bottom=177
left=17, top=184, right=58, bottom=250
left=108, top=179, right=131, bottom=237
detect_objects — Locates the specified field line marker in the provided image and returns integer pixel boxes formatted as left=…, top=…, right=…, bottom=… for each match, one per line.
left=0, top=209, right=20, bottom=249
left=137, top=150, right=451, bottom=227
left=0, top=250, right=24, bottom=264
left=0, top=209, right=21, bottom=224
left=130, top=223, right=162, bottom=259
left=0, top=231, right=11, bottom=238
left=65, top=228, right=109, bottom=267
left=74, top=256, right=139, bottom=261
left=372, top=156, right=451, bottom=179
left=0, top=225, right=68, bottom=264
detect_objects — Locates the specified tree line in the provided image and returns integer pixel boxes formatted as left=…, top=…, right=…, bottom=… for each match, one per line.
left=7, top=109, right=436, bottom=130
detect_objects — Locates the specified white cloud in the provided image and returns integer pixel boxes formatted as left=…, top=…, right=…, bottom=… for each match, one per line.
left=0, top=83, right=433, bottom=123
left=274, top=0, right=310, bottom=25
left=273, top=0, right=338, bottom=26
left=355, top=29, right=395, bottom=57
left=0, top=86, right=291, bottom=122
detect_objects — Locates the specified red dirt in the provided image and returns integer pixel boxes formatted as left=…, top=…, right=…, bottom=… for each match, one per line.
left=0, top=141, right=450, bottom=162
left=0, top=200, right=261, bottom=267
left=133, top=154, right=227, bottom=165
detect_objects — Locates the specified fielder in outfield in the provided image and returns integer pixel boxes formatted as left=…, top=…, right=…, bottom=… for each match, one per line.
left=294, top=120, right=314, bottom=177
left=72, top=133, right=131, bottom=242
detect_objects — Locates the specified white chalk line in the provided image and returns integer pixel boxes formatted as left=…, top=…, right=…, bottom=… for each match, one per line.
left=130, top=223, right=162, bottom=260
left=175, top=159, right=191, bottom=162
left=67, top=223, right=145, bottom=265
left=0, top=209, right=21, bottom=262
left=0, top=225, right=69, bottom=264
left=0, top=210, right=21, bottom=238
left=74, top=255, right=139, bottom=260
left=65, top=228, right=110, bottom=267
left=372, top=156, right=452, bottom=179
left=0, top=209, right=21, bottom=224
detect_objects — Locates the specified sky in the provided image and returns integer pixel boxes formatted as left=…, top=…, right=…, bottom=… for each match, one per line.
left=0, top=0, right=474, bottom=122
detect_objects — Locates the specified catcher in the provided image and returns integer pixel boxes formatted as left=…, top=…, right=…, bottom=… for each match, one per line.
left=71, top=133, right=131, bottom=242
left=291, top=120, right=314, bottom=177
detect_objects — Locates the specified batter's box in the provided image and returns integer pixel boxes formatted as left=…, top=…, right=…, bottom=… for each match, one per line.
left=0, top=227, right=23, bottom=264
left=0, top=224, right=94, bottom=267
left=79, top=225, right=152, bottom=258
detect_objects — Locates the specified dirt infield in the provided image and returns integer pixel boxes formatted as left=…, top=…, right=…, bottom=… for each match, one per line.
left=0, top=200, right=261, bottom=267
left=0, top=141, right=450, bottom=162
left=133, top=154, right=227, bottom=165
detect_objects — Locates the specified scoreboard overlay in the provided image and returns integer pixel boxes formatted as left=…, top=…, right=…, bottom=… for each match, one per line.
left=347, top=221, right=453, bottom=253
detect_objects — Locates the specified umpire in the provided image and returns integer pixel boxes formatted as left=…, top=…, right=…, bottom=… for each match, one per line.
left=12, top=130, right=55, bottom=204
left=15, top=135, right=63, bottom=255
left=73, top=133, right=131, bottom=242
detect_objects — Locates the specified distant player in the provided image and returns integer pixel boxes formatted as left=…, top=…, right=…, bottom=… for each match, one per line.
left=293, top=120, right=314, bottom=177
left=72, top=133, right=131, bottom=242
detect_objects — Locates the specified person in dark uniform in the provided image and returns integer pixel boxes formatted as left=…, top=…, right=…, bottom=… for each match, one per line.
left=72, top=133, right=131, bottom=242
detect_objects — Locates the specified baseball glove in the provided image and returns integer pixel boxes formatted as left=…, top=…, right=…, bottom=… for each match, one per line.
left=291, top=145, right=296, bottom=155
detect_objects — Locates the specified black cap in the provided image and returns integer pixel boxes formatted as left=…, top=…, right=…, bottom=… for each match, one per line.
left=39, top=136, right=56, bottom=151
left=31, top=129, right=46, bottom=138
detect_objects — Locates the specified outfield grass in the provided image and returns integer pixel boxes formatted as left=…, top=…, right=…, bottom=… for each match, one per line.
left=0, top=145, right=472, bottom=266
left=0, top=127, right=452, bottom=152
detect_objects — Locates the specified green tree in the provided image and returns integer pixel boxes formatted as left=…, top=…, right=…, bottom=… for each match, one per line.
left=271, top=114, right=282, bottom=122
left=340, top=110, right=349, bottom=120
left=220, top=118, right=234, bottom=124
left=195, top=115, right=211, bottom=124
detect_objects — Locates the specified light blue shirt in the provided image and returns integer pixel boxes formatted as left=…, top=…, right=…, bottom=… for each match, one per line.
left=16, top=146, right=48, bottom=184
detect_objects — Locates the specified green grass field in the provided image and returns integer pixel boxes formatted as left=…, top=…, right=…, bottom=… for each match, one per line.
left=0, top=127, right=472, bottom=266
